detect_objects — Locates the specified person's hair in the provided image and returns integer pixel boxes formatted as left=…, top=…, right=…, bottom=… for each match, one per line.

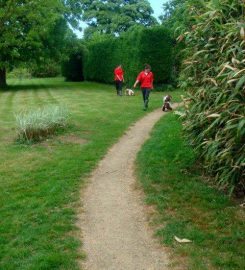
left=144, top=64, right=151, bottom=70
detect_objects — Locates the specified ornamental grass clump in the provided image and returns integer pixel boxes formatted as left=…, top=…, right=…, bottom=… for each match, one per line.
left=15, top=105, right=70, bottom=142
left=179, top=0, right=245, bottom=194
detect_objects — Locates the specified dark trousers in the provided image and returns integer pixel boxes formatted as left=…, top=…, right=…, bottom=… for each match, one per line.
left=142, top=88, right=151, bottom=107
left=115, top=80, right=123, bottom=95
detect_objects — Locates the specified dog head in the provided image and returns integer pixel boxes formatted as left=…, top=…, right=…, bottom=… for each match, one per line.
left=164, top=95, right=172, bottom=102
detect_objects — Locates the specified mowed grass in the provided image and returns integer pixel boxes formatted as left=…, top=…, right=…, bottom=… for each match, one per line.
left=0, top=77, right=182, bottom=270
left=136, top=113, right=245, bottom=270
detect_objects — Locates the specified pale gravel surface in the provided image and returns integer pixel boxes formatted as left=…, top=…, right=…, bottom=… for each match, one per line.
left=79, top=104, right=180, bottom=270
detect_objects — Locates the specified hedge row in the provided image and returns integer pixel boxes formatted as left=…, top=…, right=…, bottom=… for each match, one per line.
left=83, top=26, right=174, bottom=87
left=180, top=0, right=245, bottom=194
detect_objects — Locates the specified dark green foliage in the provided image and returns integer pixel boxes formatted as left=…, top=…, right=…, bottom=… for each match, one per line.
left=180, top=0, right=245, bottom=194
left=160, top=0, right=203, bottom=85
left=62, top=54, right=83, bottom=82
left=84, top=26, right=174, bottom=86
left=139, top=27, right=174, bottom=84
left=62, top=52, right=84, bottom=81
left=30, top=60, right=61, bottom=78
left=62, top=41, right=87, bottom=81
left=84, top=35, right=118, bottom=83
left=160, top=0, right=202, bottom=36
left=0, top=0, right=83, bottom=87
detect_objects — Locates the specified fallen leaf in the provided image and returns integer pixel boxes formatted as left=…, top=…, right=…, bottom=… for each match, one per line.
left=240, top=27, right=245, bottom=40
left=174, top=111, right=186, bottom=117
left=174, top=236, right=192, bottom=243
left=207, top=113, right=221, bottom=118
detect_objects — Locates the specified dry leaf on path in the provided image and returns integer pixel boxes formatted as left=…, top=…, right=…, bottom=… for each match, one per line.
left=174, top=236, right=192, bottom=243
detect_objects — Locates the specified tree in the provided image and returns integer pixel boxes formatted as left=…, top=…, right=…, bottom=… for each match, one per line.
left=159, top=0, right=205, bottom=82
left=0, top=0, right=83, bottom=88
left=160, top=0, right=204, bottom=36
left=29, top=18, right=79, bottom=78
left=81, top=0, right=157, bottom=37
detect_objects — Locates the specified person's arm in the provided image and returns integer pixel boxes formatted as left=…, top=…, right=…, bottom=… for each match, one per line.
left=151, top=72, right=154, bottom=89
left=134, top=72, right=141, bottom=88
left=133, top=80, right=139, bottom=88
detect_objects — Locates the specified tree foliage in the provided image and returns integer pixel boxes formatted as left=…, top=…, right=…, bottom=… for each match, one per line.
left=179, top=0, right=245, bottom=194
left=160, top=0, right=203, bottom=37
left=0, top=0, right=83, bottom=87
left=81, top=0, right=157, bottom=37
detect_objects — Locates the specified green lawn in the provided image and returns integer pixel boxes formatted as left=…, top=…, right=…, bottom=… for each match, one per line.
left=136, top=112, right=245, bottom=270
left=0, top=77, right=182, bottom=270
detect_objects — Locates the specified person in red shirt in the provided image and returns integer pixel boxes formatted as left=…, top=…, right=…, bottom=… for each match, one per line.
left=114, top=65, right=124, bottom=96
left=133, top=64, right=154, bottom=110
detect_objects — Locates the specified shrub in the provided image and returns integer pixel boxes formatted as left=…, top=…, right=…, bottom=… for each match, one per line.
left=180, top=0, right=245, bottom=194
left=30, top=60, right=61, bottom=78
left=8, top=68, right=32, bottom=79
left=15, top=105, right=70, bottom=142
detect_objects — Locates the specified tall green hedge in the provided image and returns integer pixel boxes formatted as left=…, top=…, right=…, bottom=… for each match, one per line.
left=84, top=36, right=118, bottom=83
left=180, top=0, right=245, bottom=194
left=83, top=26, right=174, bottom=87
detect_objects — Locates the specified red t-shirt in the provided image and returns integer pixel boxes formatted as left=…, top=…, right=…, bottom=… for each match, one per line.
left=114, top=67, right=124, bottom=81
left=136, top=71, right=154, bottom=89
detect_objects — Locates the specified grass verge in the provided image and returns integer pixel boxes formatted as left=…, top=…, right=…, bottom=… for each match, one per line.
left=136, top=112, right=245, bottom=270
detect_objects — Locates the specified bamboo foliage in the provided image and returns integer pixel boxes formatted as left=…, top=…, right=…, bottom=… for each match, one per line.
left=180, top=0, right=245, bottom=193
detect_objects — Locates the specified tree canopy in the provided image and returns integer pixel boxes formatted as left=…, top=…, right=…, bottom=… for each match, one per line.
left=160, top=0, right=204, bottom=37
left=0, top=0, right=83, bottom=87
left=81, top=0, right=157, bottom=37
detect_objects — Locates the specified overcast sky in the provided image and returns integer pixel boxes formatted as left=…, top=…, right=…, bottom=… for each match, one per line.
left=74, top=0, right=169, bottom=38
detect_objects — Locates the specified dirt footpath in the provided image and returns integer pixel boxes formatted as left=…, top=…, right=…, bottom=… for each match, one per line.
left=79, top=104, right=179, bottom=270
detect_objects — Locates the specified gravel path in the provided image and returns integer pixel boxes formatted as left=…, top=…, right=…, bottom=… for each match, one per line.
left=79, top=104, right=179, bottom=270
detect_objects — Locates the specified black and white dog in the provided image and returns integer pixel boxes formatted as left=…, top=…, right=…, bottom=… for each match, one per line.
left=162, top=95, right=172, bottom=111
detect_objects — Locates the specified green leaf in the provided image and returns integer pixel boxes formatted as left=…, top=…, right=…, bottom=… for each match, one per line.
left=235, top=75, right=245, bottom=90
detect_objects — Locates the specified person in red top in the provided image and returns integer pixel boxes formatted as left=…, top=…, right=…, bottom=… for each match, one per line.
left=114, top=65, right=124, bottom=96
left=133, top=64, right=154, bottom=110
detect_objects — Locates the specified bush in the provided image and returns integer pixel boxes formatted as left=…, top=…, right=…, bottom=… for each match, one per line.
left=15, top=105, right=70, bottom=142
left=180, top=0, right=245, bottom=194
left=30, top=60, right=61, bottom=78
left=8, top=68, right=32, bottom=79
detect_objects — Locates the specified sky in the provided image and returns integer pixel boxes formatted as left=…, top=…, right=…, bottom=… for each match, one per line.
left=149, top=0, right=168, bottom=20
left=74, top=0, right=169, bottom=38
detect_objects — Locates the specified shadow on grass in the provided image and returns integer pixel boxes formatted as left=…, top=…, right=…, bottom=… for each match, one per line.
left=1, top=79, right=114, bottom=92
left=2, top=83, right=68, bottom=92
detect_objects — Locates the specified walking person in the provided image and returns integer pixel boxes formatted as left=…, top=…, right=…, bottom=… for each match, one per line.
left=133, top=64, right=154, bottom=110
left=114, top=64, right=124, bottom=96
